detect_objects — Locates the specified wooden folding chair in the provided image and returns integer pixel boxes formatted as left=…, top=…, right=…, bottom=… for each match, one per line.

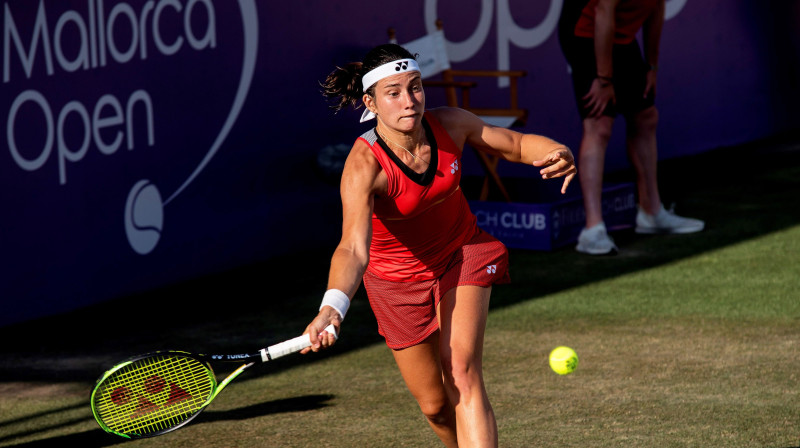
left=389, top=20, right=528, bottom=202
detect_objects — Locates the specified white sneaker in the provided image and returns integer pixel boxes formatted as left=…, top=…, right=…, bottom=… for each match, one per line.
left=576, top=222, right=619, bottom=255
left=635, top=204, right=705, bottom=234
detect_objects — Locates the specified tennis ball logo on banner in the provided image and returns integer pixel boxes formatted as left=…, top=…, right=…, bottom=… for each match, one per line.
left=3, top=0, right=259, bottom=255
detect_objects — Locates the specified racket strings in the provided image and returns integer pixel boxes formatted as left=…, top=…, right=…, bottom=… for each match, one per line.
left=93, top=354, right=215, bottom=436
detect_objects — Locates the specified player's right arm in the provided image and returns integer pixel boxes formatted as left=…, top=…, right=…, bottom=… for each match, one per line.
left=328, top=140, right=382, bottom=299
left=304, top=139, right=385, bottom=351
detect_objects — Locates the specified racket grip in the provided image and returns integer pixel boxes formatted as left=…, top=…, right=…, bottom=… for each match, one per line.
left=263, top=325, right=338, bottom=361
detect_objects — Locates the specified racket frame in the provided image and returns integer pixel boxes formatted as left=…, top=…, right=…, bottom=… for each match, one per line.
left=91, top=325, right=336, bottom=439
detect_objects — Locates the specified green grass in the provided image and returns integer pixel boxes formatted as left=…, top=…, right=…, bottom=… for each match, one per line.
left=1, top=136, right=799, bottom=447
left=487, top=227, right=800, bottom=447
left=507, top=227, right=800, bottom=324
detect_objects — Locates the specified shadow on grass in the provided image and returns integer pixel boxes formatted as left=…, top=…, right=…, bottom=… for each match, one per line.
left=0, top=403, right=95, bottom=447
left=0, top=403, right=85, bottom=433
left=1, top=430, right=125, bottom=448
left=198, top=394, right=334, bottom=422
left=0, top=134, right=798, bottom=382
left=1, top=395, right=334, bottom=448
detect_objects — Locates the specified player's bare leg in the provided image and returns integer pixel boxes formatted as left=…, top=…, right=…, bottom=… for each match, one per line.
left=438, top=285, right=497, bottom=448
left=392, top=335, right=458, bottom=447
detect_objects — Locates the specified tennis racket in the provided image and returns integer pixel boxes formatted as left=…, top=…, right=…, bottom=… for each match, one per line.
left=90, top=324, right=337, bottom=439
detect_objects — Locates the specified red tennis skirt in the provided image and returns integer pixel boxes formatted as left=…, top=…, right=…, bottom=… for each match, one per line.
left=363, top=229, right=510, bottom=349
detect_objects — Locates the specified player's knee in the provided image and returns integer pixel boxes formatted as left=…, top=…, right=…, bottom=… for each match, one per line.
left=443, top=357, right=483, bottom=398
left=418, top=397, right=454, bottom=426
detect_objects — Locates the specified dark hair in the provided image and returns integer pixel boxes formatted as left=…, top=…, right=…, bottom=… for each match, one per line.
left=321, top=44, right=416, bottom=113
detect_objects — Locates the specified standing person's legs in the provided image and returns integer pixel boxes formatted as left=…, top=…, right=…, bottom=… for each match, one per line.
left=392, top=336, right=459, bottom=447
left=626, top=105, right=661, bottom=215
left=437, top=284, right=497, bottom=448
left=560, top=33, right=622, bottom=254
left=575, top=114, right=621, bottom=254
left=579, top=115, right=616, bottom=228
left=626, top=104, right=704, bottom=234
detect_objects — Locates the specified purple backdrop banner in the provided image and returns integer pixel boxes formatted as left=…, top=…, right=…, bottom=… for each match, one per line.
left=2, top=0, right=799, bottom=325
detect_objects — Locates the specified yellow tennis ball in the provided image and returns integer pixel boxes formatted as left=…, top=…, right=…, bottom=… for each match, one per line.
left=549, top=346, right=578, bottom=375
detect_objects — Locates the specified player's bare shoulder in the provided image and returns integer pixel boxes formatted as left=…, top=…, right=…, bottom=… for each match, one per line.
left=342, top=137, right=387, bottom=196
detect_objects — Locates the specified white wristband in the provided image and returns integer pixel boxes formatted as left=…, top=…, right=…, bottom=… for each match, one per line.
left=320, top=289, right=350, bottom=321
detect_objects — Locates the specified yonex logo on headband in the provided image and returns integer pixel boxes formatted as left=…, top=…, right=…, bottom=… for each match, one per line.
left=361, top=59, right=421, bottom=92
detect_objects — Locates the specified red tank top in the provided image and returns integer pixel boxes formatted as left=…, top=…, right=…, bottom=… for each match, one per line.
left=574, top=0, right=658, bottom=44
left=360, top=112, right=479, bottom=281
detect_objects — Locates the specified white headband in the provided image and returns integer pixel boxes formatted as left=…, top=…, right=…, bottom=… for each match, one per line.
left=360, top=58, right=421, bottom=123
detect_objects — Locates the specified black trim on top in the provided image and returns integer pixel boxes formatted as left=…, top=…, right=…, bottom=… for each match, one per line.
left=375, top=117, right=438, bottom=186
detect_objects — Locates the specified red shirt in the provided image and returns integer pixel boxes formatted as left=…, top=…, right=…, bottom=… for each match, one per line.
left=361, top=112, right=479, bottom=281
left=574, top=0, right=659, bottom=44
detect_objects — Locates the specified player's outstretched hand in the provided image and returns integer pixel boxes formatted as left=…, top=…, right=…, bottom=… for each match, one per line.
left=533, top=147, right=577, bottom=194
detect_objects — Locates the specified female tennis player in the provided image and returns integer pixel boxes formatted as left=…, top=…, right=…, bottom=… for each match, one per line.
left=303, top=44, right=576, bottom=447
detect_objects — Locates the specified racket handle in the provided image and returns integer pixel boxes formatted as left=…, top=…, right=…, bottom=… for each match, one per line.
left=262, top=324, right=338, bottom=361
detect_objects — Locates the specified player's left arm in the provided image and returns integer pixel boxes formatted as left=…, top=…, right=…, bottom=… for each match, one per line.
left=642, top=0, right=665, bottom=98
left=434, top=108, right=576, bottom=193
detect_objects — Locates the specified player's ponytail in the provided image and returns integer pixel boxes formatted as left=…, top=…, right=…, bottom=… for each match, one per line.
left=321, top=62, right=364, bottom=113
